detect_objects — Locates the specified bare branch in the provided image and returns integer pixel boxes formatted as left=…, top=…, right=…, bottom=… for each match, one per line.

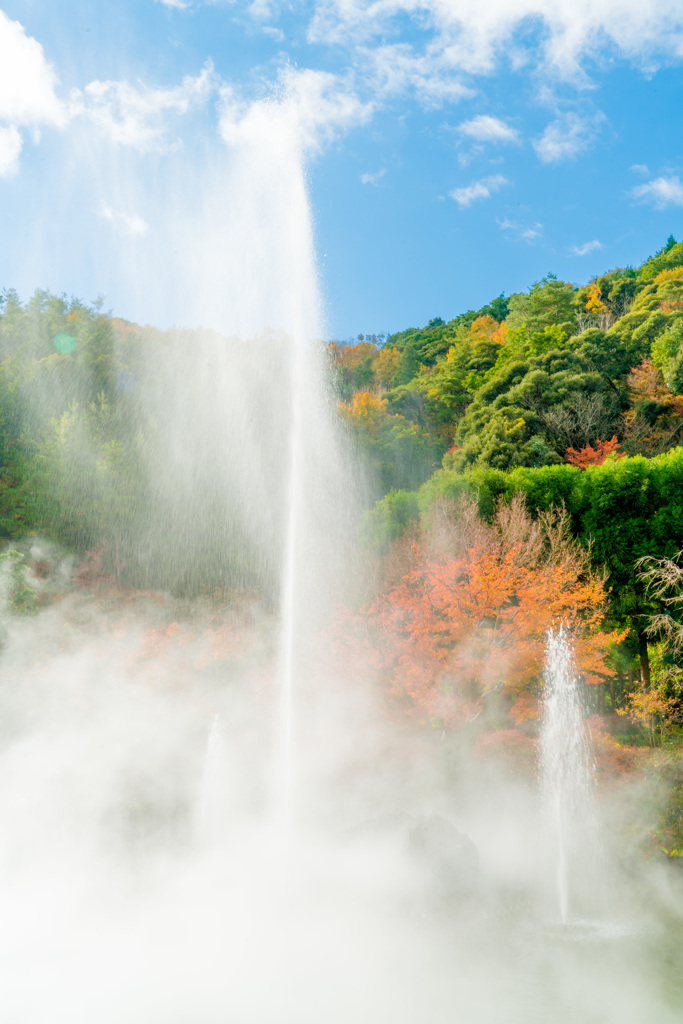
left=637, top=551, right=683, bottom=651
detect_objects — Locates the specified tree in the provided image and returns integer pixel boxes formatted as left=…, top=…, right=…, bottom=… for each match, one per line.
left=339, top=391, right=438, bottom=496
left=374, top=346, right=401, bottom=390
left=622, top=358, right=683, bottom=456
left=450, top=349, right=618, bottom=471
left=651, top=318, right=683, bottom=393
left=409, top=448, right=683, bottom=688
left=327, top=340, right=377, bottom=397
left=361, top=488, right=420, bottom=553
left=639, top=236, right=683, bottom=281
left=506, top=275, right=577, bottom=336
left=540, top=392, right=621, bottom=453
left=565, top=436, right=625, bottom=468
left=617, top=685, right=677, bottom=746
left=361, top=496, right=618, bottom=728
left=394, top=340, right=421, bottom=385
left=637, top=549, right=683, bottom=656
left=533, top=450, right=683, bottom=684
left=594, top=268, right=683, bottom=386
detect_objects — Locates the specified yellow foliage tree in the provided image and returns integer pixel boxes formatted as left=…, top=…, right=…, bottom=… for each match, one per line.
left=374, top=347, right=401, bottom=390
left=585, top=283, right=608, bottom=315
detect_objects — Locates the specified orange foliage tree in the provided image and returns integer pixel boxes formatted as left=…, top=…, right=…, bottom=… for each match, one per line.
left=565, top=436, right=625, bottom=467
left=339, top=390, right=391, bottom=434
left=359, top=496, right=621, bottom=728
left=468, top=314, right=508, bottom=345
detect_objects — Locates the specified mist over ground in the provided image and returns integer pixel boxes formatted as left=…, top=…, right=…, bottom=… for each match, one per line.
left=0, top=577, right=682, bottom=1022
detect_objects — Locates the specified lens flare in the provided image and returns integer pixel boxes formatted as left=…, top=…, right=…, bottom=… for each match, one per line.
left=54, top=333, right=76, bottom=354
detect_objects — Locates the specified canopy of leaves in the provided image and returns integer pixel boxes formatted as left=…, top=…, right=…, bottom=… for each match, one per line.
left=447, top=349, right=621, bottom=471
left=382, top=293, right=509, bottom=369
left=505, top=274, right=578, bottom=336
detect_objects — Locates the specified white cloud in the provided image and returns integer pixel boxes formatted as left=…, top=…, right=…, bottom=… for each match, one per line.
left=0, top=10, right=66, bottom=127
left=570, top=239, right=603, bottom=256
left=630, top=163, right=649, bottom=175
left=262, top=24, right=286, bottom=42
left=360, top=167, right=386, bottom=185
left=219, top=67, right=372, bottom=156
left=137, top=0, right=683, bottom=130
left=0, top=124, right=22, bottom=178
left=75, top=62, right=216, bottom=152
left=497, top=216, right=542, bottom=242
left=533, top=112, right=602, bottom=163
left=0, top=11, right=66, bottom=176
left=248, top=0, right=278, bottom=18
left=308, top=1, right=683, bottom=85
left=100, top=203, right=149, bottom=237
left=457, top=115, right=519, bottom=144
left=156, top=0, right=190, bottom=8
left=450, top=174, right=508, bottom=207
left=363, top=42, right=475, bottom=107
left=630, top=175, right=683, bottom=209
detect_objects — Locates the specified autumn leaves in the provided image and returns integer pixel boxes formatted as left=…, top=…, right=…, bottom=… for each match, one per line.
left=344, top=495, right=621, bottom=731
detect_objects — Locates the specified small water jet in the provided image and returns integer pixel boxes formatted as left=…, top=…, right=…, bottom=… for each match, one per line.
left=197, top=713, right=232, bottom=846
left=541, top=626, right=599, bottom=924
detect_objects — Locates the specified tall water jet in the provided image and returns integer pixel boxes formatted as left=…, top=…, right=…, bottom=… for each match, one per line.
left=541, top=627, right=598, bottom=924
left=278, top=326, right=305, bottom=849
left=118, top=78, right=359, bottom=848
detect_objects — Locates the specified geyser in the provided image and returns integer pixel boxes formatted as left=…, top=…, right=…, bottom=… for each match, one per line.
left=541, top=627, right=600, bottom=924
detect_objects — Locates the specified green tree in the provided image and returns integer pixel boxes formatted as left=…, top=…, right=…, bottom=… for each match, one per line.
left=651, top=318, right=683, bottom=393
left=394, top=339, right=421, bottom=385
left=506, top=275, right=578, bottom=336
left=450, top=349, right=620, bottom=471
left=339, top=390, right=439, bottom=498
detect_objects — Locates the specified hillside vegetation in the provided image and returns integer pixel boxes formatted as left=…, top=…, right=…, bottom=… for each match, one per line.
left=333, top=237, right=683, bottom=748
left=3, top=238, right=683, bottom=764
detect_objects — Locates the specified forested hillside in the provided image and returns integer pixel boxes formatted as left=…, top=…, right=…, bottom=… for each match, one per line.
left=333, top=236, right=683, bottom=752
left=3, top=237, right=683, bottom=767
left=0, top=292, right=295, bottom=595
left=334, top=234, right=683, bottom=486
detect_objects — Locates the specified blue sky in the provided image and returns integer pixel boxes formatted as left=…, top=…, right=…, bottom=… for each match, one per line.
left=1, top=1, right=683, bottom=339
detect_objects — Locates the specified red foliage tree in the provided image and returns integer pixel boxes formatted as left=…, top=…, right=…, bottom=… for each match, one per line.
left=565, top=436, right=625, bottom=468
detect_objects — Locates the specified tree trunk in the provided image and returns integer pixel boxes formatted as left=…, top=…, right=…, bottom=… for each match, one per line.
left=637, top=627, right=651, bottom=687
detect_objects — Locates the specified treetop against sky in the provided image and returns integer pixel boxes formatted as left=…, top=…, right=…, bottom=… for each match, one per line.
left=1, top=0, right=683, bottom=337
